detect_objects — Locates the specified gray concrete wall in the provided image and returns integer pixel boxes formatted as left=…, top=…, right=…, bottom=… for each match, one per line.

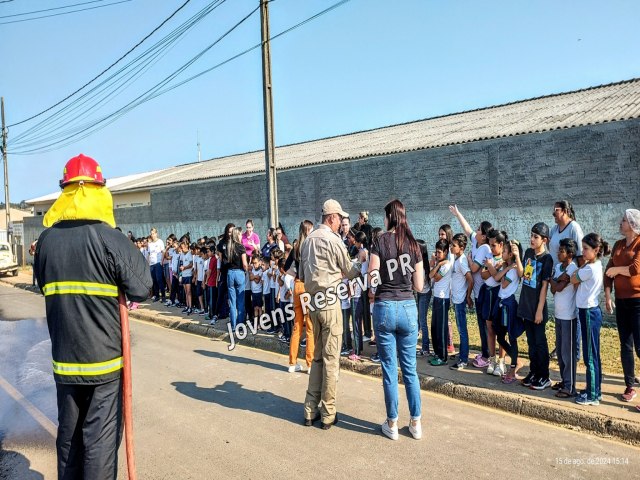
left=117, top=119, right=639, bottom=251
left=24, top=119, right=640, bottom=255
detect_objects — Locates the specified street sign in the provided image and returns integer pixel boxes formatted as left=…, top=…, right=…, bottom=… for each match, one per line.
left=10, top=222, right=23, bottom=238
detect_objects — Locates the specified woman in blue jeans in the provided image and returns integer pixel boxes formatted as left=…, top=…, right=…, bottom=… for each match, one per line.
left=223, top=227, right=248, bottom=330
left=368, top=199, right=425, bottom=441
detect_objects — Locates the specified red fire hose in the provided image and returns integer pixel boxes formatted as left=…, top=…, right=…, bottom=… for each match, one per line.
left=118, top=291, right=137, bottom=480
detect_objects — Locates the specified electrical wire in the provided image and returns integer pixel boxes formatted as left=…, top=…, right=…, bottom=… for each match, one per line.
left=0, top=0, right=107, bottom=19
left=9, top=0, right=353, bottom=155
left=0, top=0, right=132, bottom=26
left=10, top=1, right=224, bottom=147
left=157, top=0, right=352, bottom=98
left=9, top=0, right=224, bottom=145
left=9, top=0, right=192, bottom=128
left=10, top=0, right=253, bottom=152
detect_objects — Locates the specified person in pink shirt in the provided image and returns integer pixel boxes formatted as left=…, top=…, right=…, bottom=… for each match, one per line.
left=242, top=219, right=261, bottom=258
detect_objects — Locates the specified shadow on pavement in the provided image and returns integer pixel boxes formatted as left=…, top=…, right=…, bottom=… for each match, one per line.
left=171, top=380, right=379, bottom=435
left=194, top=349, right=285, bottom=372
left=0, top=440, right=45, bottom=480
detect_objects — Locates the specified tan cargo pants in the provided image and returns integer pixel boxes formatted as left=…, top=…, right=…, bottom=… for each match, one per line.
left=303, top=303, right=342, bottom=424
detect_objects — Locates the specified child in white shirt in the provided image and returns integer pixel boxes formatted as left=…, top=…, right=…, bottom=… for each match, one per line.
left=278, top=258, right=294, bottom=342
left=571, top=233, right=610, bottom=406
left=429, top=239, right=452, bottom=365
left=193, top=247, right=205, bottom=315
left=449, top=234, right=474, bottom=370
left=550, top=238, right=579, bottom=397
left=179, top=242, right=194, bottom=315
left=261, top=259, right=274, bottom=332
left=341, top=278, right=352, bottom=355
left=250, top=255, right=264, bottom=320
left=486, top=240, right=524, bottom=383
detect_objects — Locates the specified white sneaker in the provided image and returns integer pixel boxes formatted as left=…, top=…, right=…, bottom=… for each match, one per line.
left=288, top=364, right=302, bottom=373
left=492, top=363, right=505, bottom=377
left=409, top=419, right=422, bottom=440
left=381, top=420, right=399, bottom=440
left=306, top=365, right=311, bottom=375
left=486, top=359, right=496, bottom=375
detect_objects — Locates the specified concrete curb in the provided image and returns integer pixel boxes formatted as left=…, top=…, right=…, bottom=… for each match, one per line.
left=3, top=278, right=640, bottom=445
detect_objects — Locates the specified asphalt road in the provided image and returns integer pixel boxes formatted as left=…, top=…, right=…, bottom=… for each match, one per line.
left=1, top=284, right=639, bottom=479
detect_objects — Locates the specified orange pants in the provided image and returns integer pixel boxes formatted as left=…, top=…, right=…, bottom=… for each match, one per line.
left=289, top=278, right=314, bottom=367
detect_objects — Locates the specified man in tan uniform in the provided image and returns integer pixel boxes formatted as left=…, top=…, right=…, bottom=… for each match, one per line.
left=299, top=199, right=364, bottom=429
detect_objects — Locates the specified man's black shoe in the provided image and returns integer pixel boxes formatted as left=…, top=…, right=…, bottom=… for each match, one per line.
left=304, top=413, right=320, bottom=427
left=321, top=413, right=339, bottom=430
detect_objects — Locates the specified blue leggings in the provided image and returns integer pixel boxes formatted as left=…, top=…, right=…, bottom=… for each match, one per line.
left=579, top=306, right=602, bottom=400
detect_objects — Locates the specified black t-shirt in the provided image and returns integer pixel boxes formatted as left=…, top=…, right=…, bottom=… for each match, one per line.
left=356, top=223, right=374, bottom=246
left=283, top=252, right=301, bottom=279
left=218, top=241, right=246, bottom=271
left=517, top=248, right=553, bottom=322
left=371, top=232, right=422, bottom=301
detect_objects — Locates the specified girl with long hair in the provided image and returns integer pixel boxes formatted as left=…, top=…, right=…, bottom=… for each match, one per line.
left=368, top=199, right=424, bottom=441
left=224, top=227, right=248, bottom=330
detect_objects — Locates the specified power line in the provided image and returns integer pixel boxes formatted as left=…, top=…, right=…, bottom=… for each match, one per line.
left=8, top=0, right=225, bottom=147
left=10, top=0, right=350, bottom=154
left=10, top=0, right=248, bottom=152
left=8, top=0, right=192, bottom=127
left=9, top=0, right=353, bottom=155
left=0, top=0, right=132, bottom=26
left=160, top=0, right=352, bottom=96
left=0, top=0, right=107, bottom=19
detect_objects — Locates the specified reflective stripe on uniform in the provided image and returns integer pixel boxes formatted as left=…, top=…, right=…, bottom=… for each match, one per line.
left=52, top=357, right=123, bottom=376
left=43, top=281, right=118, bottom=297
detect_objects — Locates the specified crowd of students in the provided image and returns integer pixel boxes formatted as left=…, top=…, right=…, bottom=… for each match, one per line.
left=128, top=202, right=640, bottom=410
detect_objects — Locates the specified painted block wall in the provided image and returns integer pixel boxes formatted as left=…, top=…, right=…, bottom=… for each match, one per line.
left=115, top=119, right=638, bottom=253
left=25, top=119, right=639, bottom=262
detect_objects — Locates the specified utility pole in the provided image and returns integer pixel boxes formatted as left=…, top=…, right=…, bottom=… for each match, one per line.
left=260, top=0, right=278, bottom=228
left=1, top=97, right=11, bottom=250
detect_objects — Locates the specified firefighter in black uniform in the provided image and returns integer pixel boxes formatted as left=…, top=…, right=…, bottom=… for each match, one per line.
left=34, top=154, right=152, bottom=480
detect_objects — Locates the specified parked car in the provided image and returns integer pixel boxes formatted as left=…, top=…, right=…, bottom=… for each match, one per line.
left=0, top=241, right=18, bottom=276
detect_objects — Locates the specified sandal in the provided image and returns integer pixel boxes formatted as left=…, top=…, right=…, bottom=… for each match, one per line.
left=555, top=390, right=572, bottom=398
left=502, top=375, right=518, bottom=385
left=551, top=382, right=564, bottom=391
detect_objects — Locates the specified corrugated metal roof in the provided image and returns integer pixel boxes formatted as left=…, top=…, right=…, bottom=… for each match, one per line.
left=27, top=169, right=168, bottom=204
left=32, top=78, right=640, bottom=199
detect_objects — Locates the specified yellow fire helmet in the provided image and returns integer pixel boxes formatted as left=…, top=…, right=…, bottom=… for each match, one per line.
left=43, top=182, right=116, bottom=228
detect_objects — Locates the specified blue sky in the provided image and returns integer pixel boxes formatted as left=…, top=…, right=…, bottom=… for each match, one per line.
left=1, top=0, right=639, bottom=202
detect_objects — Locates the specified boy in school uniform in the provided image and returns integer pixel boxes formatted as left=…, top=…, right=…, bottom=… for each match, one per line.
left=519, top=223, right=554, bottom=391
left=429, top=239, right=453, bottom=366
left=549, top=238, right=579, bottom=398
left=261, top=258, right=274, bottom=333
left=278, top=258, right=294, bottom=343
left=194, top=247, right=206, bottom=315
left=205, top=248, right=219, bottom=323
left=449, top=234, right=474, bottom=370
